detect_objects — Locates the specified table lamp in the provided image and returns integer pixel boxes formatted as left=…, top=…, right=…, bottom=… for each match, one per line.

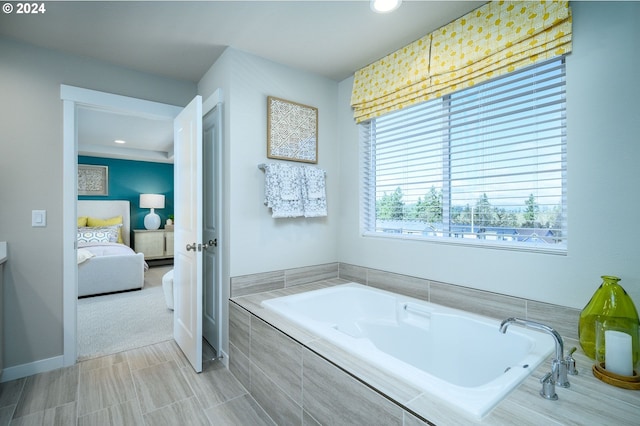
left=140, top=193, right=165, bottom=230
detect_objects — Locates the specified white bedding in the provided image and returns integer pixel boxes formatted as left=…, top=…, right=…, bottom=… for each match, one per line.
left=79, top=242, right=140, bottom=258
left=78, top=251, right=146, bottom=297
left=77, top=248, right=95, bottom=264
left=77, top=200, right=147, bottom=297
left=78, top=242, right=149, bottom=270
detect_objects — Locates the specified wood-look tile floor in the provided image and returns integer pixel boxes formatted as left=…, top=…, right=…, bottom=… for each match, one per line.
left=0, top=341, right=275, bottom=426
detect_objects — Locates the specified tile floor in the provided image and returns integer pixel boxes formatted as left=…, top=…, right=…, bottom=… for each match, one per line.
left=0, top=340, right=275, bottom=426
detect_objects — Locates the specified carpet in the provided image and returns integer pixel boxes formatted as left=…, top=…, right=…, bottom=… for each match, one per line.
left=77, top=265, right=174, bottom=360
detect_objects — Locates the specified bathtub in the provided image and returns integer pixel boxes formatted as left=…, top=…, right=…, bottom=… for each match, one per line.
left=261, top=282, right=555, bottom=419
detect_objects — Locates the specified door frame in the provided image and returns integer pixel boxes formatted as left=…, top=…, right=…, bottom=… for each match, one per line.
left=202, top=102, right=223, bottom=354
left=61, top=85, right=183, bottom=365
left=202, top=93, right=224, bottom=358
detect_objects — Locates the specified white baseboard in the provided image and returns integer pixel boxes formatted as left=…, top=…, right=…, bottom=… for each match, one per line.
left=1, top=355, right=65, bottom=383
left=220, top=349, right=229, bottom=368
left=1, top=348, right=227, bottom=382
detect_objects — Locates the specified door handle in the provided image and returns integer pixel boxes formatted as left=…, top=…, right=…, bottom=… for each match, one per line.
left=186, top=243, right=197, bottom=252
left=201, top=239, right=217, bottom=250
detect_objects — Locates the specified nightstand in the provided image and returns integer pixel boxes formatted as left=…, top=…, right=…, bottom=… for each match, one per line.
left=133, top=229, right=174, bottom=260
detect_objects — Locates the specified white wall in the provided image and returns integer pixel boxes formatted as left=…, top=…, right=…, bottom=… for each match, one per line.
left=0, top=37, right=196, bottom=369
left=337, top=1, right=640, bottom=309
left=198, top=48, right=341, bottom=357
left=199, top=48, right=341, bottom=279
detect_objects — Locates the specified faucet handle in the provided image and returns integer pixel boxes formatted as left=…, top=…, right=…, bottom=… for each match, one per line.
left=565, top=347, right=578, bottom=375
left=539, top=372, right=558, bottom=400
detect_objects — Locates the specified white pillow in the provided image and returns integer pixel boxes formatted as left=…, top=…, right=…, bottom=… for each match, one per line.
left=77, top=248, right=95, bottom=264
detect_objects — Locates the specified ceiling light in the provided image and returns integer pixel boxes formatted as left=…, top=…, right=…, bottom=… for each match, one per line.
left=371, top=0, right=402, bottom=13
left=114, top=139, right=126, bottom=144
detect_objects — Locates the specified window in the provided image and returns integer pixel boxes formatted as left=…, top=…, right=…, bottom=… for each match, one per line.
left=360, top=58, right=567, bottom=253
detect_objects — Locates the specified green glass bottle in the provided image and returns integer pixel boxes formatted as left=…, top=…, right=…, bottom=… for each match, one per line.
left=578, top=276, right=639, bottom=366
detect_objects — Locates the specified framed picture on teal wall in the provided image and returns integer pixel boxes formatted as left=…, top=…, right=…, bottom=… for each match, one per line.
left=78, top=164, right=108, bottom=196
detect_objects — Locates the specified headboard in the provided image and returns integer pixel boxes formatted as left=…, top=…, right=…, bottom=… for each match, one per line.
left=78, top=200, right=132, bottom=246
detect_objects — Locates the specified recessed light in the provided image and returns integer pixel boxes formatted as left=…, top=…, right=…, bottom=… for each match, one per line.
left=371, top=0, right=402, bottom=13
left=114, top=139, right=126, bottom=144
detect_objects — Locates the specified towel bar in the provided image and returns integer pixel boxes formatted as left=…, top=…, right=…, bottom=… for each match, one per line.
left=258, top=163, right=326, bottom=176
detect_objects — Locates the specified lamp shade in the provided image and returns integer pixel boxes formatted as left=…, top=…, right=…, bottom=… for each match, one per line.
left=140, top=194, right=165, bottom=209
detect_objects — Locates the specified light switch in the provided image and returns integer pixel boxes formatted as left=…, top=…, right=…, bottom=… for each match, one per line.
left=32, top=210, right=46, bottom=227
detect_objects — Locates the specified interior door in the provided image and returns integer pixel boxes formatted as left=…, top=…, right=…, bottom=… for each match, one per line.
left=202, top=105, right=221, bottom=352
left=173, top=95, right=203, bottom=372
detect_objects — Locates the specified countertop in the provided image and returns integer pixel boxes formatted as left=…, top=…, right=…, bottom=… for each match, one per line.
left=231, top=279, right=640, bottom=425
left=0, top=242, right=6, bottom=265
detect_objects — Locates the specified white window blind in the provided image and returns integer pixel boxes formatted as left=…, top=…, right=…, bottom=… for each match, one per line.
left=360, top=58, right=567, bottom=253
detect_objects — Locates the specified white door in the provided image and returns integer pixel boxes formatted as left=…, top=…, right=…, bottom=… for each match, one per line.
left=173, top=95, right=203, bottom=372
left=202, top=105, right=221, bottom=352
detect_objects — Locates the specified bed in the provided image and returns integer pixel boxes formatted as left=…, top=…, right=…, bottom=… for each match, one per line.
left=77, top=200, right=146, bottom=297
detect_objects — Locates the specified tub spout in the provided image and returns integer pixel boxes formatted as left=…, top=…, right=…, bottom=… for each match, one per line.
left=500, top=317, right=570, bottom=389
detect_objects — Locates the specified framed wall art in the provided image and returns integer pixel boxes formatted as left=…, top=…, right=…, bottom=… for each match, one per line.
left=267, top=96, right=318, bottom=164
left=78, top=165, right=109, bottom=196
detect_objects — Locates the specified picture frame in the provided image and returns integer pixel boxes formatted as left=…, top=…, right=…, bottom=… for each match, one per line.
left=78, top=165, right=109, bottom=196
left=267, top=96, right=318, bottom=164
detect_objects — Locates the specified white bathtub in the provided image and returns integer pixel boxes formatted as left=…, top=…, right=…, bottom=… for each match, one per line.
left=261, top=282, right=555, bottom=419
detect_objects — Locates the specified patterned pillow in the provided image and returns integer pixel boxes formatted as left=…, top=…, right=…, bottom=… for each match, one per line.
left=87, top=216, right=124, bottom=243
left=77, top=226, right=120, bottom=244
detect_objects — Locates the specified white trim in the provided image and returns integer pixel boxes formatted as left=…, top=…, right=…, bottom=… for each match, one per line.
left=1, top=356, right=64, bottom=383
left=60, top=85, right=183, bottom=368
left=62, top=98, right=77, bottom=366
left=60, top=85, right=182, bottom=119
left=202, top=98, right=225, bottom=356
left=203, top=88, right=224, bottom=116
left=220, top=349, right=229, bottom=368
left=361, top=231, right=568, bottom=256
left=215, top=104, right=225, bottom=361
left=201, top=88, right=224, bottom=355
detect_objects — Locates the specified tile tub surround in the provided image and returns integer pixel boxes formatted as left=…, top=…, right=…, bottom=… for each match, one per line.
left=230, top=280, right=640, bottom=425
left=230, top=262, right=339, bottom=297
left=232, top=262, right=580, bottom=340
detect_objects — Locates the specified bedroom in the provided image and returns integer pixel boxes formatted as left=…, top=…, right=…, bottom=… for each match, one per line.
left=76, top=154, right=175, bottom=360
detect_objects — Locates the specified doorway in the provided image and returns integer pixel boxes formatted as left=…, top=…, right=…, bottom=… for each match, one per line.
left=61, top=85, right=223, bottom=366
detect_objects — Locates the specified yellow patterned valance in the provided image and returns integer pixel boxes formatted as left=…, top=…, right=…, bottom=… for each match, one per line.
left=351, top=0, right=572, bottom=123
left=351, top=34, right=431, bottom=121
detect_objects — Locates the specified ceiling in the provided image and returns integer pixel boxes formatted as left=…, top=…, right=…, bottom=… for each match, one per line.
left=0, top=0, right=483, bottom=163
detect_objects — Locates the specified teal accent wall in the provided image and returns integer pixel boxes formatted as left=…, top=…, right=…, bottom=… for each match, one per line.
left=78, top=156, right=174, bottom=230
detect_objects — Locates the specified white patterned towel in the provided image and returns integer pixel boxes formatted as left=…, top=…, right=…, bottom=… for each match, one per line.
left=264, top=163, right=304, bottom=218
left=302, top=166, right=327, bottom=217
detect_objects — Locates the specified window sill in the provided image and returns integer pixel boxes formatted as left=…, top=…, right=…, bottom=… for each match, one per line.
left=361, top=231, right=568, bottom=255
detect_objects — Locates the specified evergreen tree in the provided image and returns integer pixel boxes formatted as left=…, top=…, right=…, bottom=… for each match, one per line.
left=425, top=186, right=443, bottom=223
left=493, top=207, right=518, bottom=227
left=475, top=193, right=493, bottom=226
left=415, top=186, right=442, bottom=223
left=523, top=193, right=539, bottom=227
left=451, top=204, right=471, bottom=225
left=376, top=187, right=405, bottom=220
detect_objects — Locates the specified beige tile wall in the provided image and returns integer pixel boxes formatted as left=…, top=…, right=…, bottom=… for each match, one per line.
left=231, top=262, right=581, bottom=340
left=229, top=302, right=416, bottom=425
left=229, top=264, right=638, bottom=426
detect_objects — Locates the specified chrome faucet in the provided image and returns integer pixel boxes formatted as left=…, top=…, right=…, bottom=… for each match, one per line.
left=499, top=317, right=572, bottom=392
